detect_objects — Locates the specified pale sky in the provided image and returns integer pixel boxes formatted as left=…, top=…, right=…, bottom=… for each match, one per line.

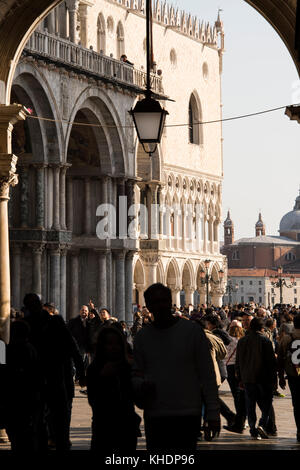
left=174, top=0, right=300, bottom=241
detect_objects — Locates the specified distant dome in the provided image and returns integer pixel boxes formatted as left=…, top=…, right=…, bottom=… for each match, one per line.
left=280, top=210, right=300, bottom=232
left=280, top=191, right=300, bottom=233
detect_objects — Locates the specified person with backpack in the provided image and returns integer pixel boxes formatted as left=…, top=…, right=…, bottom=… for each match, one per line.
left=278, top=313, right=300, bottom=442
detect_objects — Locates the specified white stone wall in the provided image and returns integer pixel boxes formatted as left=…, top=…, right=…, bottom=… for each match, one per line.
left=86, top=0, right=224, bottom=177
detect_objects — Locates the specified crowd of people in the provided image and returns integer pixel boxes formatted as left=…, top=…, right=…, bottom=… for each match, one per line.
left=0, top=289, right=300, bottom=453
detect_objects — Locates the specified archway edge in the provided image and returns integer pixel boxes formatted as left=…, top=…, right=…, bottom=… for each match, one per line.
left=245, top=0, right=299, bottom=73
left=0, top=1, right=299, bottom=105
left=0, top=0, right=63, bottom=104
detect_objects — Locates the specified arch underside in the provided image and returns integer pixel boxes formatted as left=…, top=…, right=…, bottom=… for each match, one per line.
left=0, top=1, right=298, bottom=104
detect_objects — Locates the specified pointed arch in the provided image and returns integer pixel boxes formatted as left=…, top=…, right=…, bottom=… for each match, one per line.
left=188, top=90, right=203, bottom=145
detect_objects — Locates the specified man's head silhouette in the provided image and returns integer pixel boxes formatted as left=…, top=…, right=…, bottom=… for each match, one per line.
left=144, top=283, right=172, bottom=322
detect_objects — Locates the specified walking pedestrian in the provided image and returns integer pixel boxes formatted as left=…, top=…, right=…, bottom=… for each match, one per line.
left=235, top=317, right=277, bottom=440
left=132, top=283, right=220, bottom=452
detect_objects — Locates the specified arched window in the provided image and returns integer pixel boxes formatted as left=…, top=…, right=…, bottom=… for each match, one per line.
left=116, top=21, right=125, bottom=59
left=97, top=14, right=106, bottom=53
left=188, top=94, right=203, bottom=145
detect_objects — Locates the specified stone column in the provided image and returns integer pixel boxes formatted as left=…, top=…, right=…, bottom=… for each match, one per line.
left=34, top=163, right=45, bottom=229
left=30, top=243, right=44, bottom=297
left=19, top=165, right=29, bottom=228
left=149, top=183, right=159, bottom=240
left=116, top=178, right=126, bottom=238
left=172, top=288, right=181, bottom=307
left=51, top=164, right=60, bottom=230
left=11, top=243, right=22, bottom=309
left=114, top=250, right=126, bottom=321
left=142, top=254, right=158, bottom=288
left=135, top=283, right=145, bottom=307
left=78, top=3, right=88, bottom=47
left=84, top=177, right=93, bottom=235
left=126, top=179, right=135, bottom=239
left=66, top=176, right=73, bottom=231
left=0, top=104, right=26, bottom=343
left=69, top=249, right=79, bottom=318
left=60, top=245, right=68, bottom=320
left=125, top=251, right=135, bottom=323
left=60, top=165, right=69, bottom=231
left=48, top=245, right=61, bottom=310
left=67, top=0, right=78, bottom=43
left=96, top=250, right=107, bottom=308
left=58, top=1, right=68, bottom=38
left=47, top=10, right=56, bottom=34
left=211, top=289, right=224, bottom=308
left=185, top=286, right=195, bottom=306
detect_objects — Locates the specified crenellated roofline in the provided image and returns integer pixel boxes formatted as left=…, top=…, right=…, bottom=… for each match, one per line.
left=105, top=0, right=224, bottom=49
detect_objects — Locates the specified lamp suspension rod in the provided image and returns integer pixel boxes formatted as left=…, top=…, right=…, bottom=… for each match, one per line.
left=146, top=0, right=152, bottom=97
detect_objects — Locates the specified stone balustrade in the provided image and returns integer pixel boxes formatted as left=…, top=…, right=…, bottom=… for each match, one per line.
left=24, top=30, right=164, bottom=94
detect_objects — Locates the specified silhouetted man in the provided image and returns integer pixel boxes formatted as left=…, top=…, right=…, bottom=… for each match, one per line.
left=132, top=283, right=220, bottom=452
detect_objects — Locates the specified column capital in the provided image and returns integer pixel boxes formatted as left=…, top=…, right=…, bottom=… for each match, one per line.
left=113, top=249, right=126, bottom=260
left=46, top=243, right=61, bottom=254
left=140, top=252, right=160, bottom=265
left=31, top=162, right=47, bottom=170
left=0, top=153, right=18, bottom=199
left=28, top=243, right=45, bottom=254
left=126, top=250, right=136, bottom=261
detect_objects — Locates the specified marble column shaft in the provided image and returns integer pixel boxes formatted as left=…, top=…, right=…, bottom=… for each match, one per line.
left=66, top=176, right=73, bottom=231
left=114, top=251, right=126, bottom=321
left=70, top=251, right=79, bottom=318
left=97, top=250, right=107, bottom=308
left=0, top=104, right=26, bottom=344
left=60, top=165, right=68, bottom=230
left=84, top=177, right=92, bottom=235
left=51, top=165, right=60, bottom=230
left=68, top=8, right=77, bottom=43
left=34, top=164, right=45, bottom=229
left=31, top=244, right=44, bottom=297
left=60, top=247, right=67, bottom=320
left=125, top=252, right=134, bottom=323
left=49, top=245, right=61, bottom=309
left=11, top=244, right=22, bottom=309
left=20, top=165, right=29, bottom=228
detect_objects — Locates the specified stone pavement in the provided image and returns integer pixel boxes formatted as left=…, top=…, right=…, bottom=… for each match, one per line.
left=0, top=382, right=299, bottom=452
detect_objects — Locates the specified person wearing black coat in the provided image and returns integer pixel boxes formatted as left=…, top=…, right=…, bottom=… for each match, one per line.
left=22, top=293, right=85, bottom=451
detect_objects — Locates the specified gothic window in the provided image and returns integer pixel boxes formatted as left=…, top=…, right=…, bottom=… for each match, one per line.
left=97, top=14, right=106, bottom=53
left=188, top=93, right=203, bottom=145
left=107, top=16, right=114, bottom=36
left=232, top=250, right=240, bottom=260
left=285, top=252, right=296, bottom=261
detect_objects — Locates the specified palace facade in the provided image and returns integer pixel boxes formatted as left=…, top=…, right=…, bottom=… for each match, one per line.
left=9, top=0, right=227, bottom=320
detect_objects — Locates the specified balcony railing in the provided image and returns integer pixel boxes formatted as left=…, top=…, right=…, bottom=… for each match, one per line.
left=24, top=30, right=164, bottom=95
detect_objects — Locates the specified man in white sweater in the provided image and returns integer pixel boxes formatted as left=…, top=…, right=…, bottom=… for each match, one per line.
left=132, top=283, right=220, bottom=452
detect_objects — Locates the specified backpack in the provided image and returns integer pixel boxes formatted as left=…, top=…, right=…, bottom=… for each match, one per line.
left=284, top=334, right=300, bottom=377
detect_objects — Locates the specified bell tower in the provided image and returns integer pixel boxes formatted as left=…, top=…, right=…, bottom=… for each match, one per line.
left=224, top=210, right=234, bottom=245
left=255, top=212, right=265, bottom=237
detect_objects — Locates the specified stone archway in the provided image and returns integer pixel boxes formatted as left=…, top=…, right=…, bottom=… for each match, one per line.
left=182, top=260, right=195, bottom=307
left=0, top=0, right=299, bottom=341
left=133, top=257, right=145, bottom=307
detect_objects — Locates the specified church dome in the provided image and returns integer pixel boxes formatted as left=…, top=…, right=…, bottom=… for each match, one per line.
left=279, top=191, right=300, bottom=233
left=280, top=210, right=300, bottom=232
